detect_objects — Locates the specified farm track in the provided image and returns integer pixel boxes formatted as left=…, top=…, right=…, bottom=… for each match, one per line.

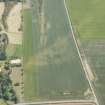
left=15, top=100, right=96, bottom=105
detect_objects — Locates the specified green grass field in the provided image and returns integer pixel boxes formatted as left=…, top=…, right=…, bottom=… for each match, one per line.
left=66, top=0, right=105, bottom=105
left=23, top=0, right=92, bottom=101
left=66, top=0, right=105, bottom=39
left=6, top=44, right=22, bottom=57
left=23, top=9, right=37, bottom=100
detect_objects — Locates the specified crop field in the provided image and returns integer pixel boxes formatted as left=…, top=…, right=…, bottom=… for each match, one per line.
left=66, top=0, right=105, bottom=39
left=66, top=0, right=105, bottom=105
left=82, top=40, right=105, bottom=105
left=23, top=9, right=37, bottom=100
left=23, top=0, right=93, bottom=102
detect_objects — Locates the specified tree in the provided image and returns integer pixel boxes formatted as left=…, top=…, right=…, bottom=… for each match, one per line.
left=0, top=73, right=17, bottom=103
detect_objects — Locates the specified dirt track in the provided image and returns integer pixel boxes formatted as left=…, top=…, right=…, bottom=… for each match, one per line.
left=46, top=102, right=96, bottom=105
left=16, top=101, right=96, bottom=105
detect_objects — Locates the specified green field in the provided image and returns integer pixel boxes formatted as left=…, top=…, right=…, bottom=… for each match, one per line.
left=66, top=0, right=105, bottom=39
left=23, top=0, right=93, bottom=102
left=66, top=0, right=105, bottom=105
left=6, top=44, right=22, bottom=57
left=23, top=9, right=37, bottom=100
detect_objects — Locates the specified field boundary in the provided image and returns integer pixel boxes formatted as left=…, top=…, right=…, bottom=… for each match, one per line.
left=63, top=0, right=99, bottom=105
left=15, top=100, right=95, bottom=105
